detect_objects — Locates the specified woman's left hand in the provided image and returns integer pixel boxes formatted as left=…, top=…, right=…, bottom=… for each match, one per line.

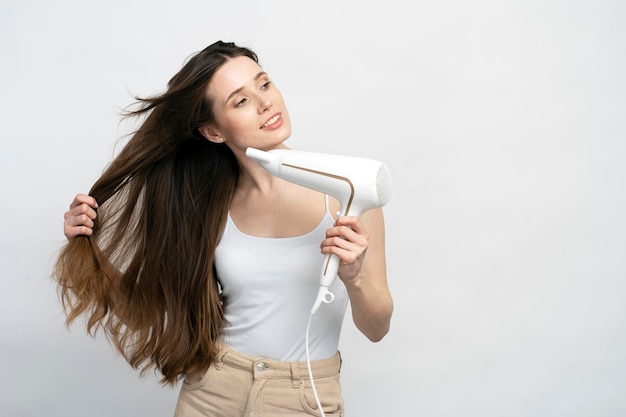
left=320, top=216, right=369, bottom=284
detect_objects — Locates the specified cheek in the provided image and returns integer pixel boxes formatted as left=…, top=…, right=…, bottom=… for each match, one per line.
left=219, top=111, right=257, bottom=140
left=214, top=109, right=241, bottom=131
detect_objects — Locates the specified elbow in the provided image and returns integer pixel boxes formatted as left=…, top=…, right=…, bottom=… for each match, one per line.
left=352, top=292, right=394, bottom=342
left=366, top=329, right=389, bottom=343
left=361, top=305, right=393, bottom=343
left=365, top=318, right=391, bottom=342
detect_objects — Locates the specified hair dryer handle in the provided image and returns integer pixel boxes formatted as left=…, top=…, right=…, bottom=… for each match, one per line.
left=321, top=253, right=341, bottom=287
left=310, top=253, right=341, bottom=314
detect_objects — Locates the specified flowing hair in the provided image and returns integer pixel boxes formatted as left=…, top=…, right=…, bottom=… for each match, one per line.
left=53, top=41, right=258, bottom=385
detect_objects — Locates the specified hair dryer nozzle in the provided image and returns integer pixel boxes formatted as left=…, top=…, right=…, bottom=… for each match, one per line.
left=246, top=147, right=276, bottom=166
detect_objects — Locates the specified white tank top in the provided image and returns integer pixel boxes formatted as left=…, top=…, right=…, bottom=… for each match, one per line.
left=214, top=197, right=349, bottom=361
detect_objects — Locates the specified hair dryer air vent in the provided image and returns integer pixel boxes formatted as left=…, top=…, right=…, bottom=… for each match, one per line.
left=376, top=164, right=393, bottom=207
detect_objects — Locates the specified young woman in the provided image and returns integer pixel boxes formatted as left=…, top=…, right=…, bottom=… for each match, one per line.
left=55, top=41, right=393, bottom=416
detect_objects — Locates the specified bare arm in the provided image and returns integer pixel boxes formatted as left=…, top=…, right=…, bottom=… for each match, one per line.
left=320, top=208, right=393, bottom=342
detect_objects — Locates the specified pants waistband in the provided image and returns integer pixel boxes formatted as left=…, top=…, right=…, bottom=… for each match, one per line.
left=215, top=345, right=342, bottom=381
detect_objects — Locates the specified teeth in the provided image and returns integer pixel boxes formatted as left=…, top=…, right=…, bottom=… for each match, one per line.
left=262, top=114, right=280, bottom=127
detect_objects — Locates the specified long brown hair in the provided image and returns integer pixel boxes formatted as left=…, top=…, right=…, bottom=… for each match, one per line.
left=53, top=41, right=258, bottom=385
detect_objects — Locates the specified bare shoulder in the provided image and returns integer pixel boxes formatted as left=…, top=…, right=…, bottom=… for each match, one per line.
left=360, top=208, right=385, bottom=233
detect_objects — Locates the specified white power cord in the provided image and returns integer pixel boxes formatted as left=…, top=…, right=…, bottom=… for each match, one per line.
left=305, top=313, right=326, bottom=417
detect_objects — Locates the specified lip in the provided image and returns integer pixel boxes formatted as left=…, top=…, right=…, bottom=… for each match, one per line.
left=260, top=112, right=282, bottom=130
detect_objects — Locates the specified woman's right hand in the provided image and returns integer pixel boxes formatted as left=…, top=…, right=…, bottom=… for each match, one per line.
left=64, top=193, right=98, bottom=239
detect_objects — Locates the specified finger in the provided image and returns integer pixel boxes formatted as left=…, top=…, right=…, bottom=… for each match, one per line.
left=64, top=209, right=95, bottom=236
left=65, top=212, right=96, bottom=228
left=334, top=215, right=355, bottom=228
left=64, top=225, right=94, bottom=238
left=66, top=201, right=98, bottom=221
left=326, top=225, right=367, bottom=247
left=321, top=235, right=367, bottom=259
left=334, top=216, right=368, bottom=237
left=70, top=193, right=98, bottom=210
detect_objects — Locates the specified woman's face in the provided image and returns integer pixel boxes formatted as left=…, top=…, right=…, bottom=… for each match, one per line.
left=204, top=56, right=292, bottom=152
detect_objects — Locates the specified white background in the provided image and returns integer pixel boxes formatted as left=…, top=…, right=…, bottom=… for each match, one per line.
left=2, top=1, right=625, bottom=416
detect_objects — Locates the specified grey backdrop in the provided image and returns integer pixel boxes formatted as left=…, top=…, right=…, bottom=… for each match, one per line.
left=2, top=1, right=625, bottom=416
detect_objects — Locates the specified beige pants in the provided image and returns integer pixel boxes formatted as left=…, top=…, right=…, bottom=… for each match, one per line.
left=174, top=346, right=344, bottom=417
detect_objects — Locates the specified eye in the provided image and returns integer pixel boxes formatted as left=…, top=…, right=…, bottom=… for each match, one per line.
left=235, top=97, right=248, bottom=107
left=260, top=81, right=272, bottom=90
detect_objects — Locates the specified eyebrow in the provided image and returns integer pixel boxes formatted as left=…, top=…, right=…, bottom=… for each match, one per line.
left=225, top=71, right=268, bottom=104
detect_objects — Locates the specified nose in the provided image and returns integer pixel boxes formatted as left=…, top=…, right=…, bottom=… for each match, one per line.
left=258, top=94, right=272, bottom=113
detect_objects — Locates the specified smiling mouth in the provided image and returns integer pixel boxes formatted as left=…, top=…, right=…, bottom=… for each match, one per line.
left=261, top=114, right=281, bottom=129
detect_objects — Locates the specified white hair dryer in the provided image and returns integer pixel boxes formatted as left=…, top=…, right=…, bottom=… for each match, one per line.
left=245, top=147, right=392, bottom=314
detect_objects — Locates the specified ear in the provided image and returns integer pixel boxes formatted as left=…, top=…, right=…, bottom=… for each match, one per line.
left=198, top=125, right=224, bottom=143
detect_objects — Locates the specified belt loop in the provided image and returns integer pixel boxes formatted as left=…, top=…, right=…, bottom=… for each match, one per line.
left=290, top=362, right=301, bottom=388
left=338, top=350, right=342, bottom=372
